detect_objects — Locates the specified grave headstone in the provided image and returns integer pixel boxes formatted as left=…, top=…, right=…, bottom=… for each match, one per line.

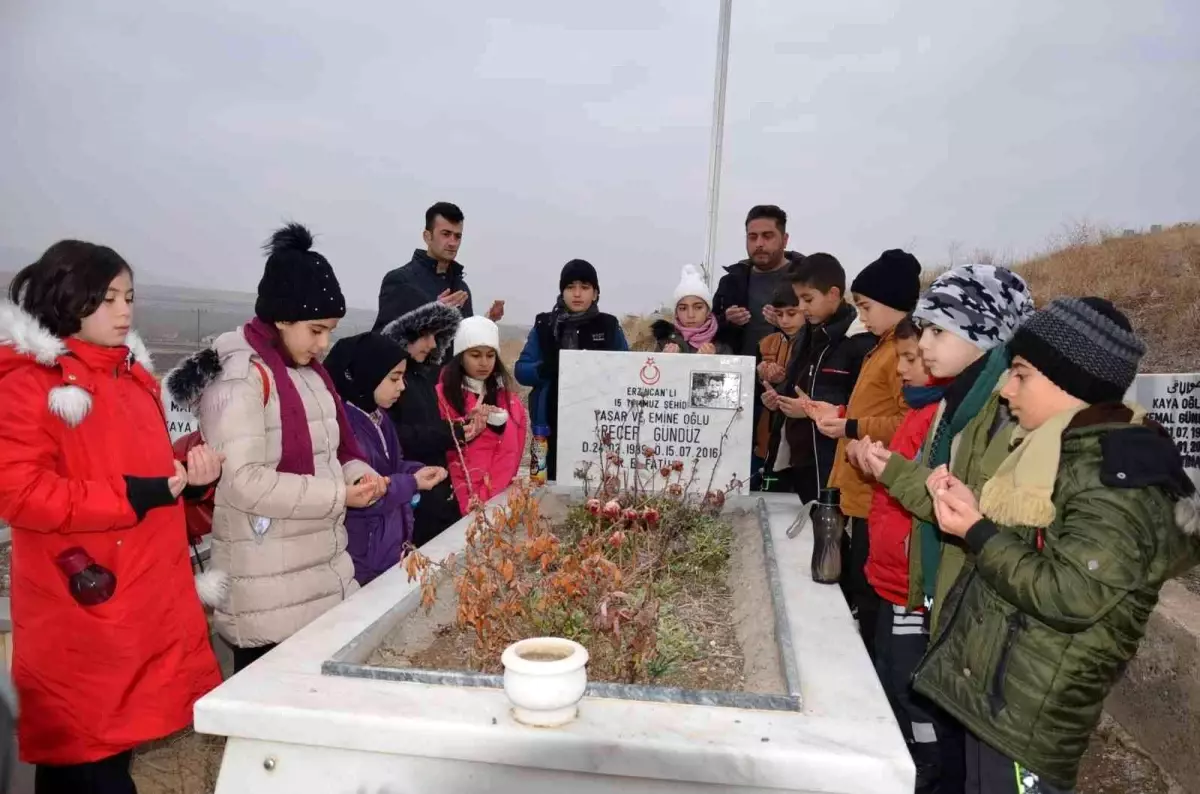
left=556, top=350, right=755, bottom=493
left=163, top=394, right=199, bottom=442
left=1128, top=372, right=1200, bottom=483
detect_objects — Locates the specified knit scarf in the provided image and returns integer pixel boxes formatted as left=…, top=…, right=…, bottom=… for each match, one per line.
left=902, top=380, right=951, bottom=410
left=463, top=375, right=487, bottom=396
left=918, top=345, right=1009, bottom=600
left=243, top=318, right=365, bottom=475
left=676, top=312, right=719, bottom=349
left=552, top=298, right=599, bottom=351
left=979, top=402, right=1147, bottom=527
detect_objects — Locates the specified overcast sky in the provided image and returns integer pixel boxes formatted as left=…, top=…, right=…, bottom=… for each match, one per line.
left=2, top=1, right=1197, bottom=324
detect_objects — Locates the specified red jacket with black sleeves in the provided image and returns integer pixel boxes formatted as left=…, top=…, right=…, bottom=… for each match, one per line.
left=864, top=401, right=942, bottom=607
left=0, top=303, right=222, bottom=765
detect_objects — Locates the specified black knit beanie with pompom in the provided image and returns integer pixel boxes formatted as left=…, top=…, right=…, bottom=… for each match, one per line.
left=254, top=223, right=347, bottom=323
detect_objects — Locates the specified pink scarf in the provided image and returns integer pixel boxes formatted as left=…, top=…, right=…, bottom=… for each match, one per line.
left=243, top=318, right=365, bottom=475
left=676, top=312, right=719, bottom=349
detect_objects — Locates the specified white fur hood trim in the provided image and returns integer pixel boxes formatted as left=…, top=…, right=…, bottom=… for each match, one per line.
left=0, top=301, right=155, bottom=427
left=1176, top=492, right=1200, bottom=537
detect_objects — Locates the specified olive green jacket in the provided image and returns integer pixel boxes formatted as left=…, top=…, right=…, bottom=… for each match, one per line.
left=912, top=407, right=1200, bottom=788
left=878, top=391, right=1014, bottom=625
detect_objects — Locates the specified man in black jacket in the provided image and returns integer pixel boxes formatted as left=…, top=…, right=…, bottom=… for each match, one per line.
left=373, top=202, right=505, bottom=332
left=712, top=204, right=805, bottom=356
left=380, top=300, right=467, bottom=547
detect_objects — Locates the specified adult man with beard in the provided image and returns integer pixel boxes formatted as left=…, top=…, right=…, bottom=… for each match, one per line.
left=712, top=204, right=805, bottom=356
left=373, top=202, right=505, bottom=331
left=713, top=205, right=804, bottom=487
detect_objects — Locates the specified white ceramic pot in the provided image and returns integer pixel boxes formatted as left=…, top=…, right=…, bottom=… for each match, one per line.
left=501, top=637, right=589, bottom=727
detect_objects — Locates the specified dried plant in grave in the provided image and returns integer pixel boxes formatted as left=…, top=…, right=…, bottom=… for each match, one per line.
left=404, top=414, right=743, bottom=684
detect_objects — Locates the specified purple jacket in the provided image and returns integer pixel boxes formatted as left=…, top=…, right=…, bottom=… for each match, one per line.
left=343, top=403, right=424, bottom=585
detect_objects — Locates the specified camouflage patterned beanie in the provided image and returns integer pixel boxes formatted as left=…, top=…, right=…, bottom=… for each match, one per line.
left=914, top=264, right=1034, bottom=351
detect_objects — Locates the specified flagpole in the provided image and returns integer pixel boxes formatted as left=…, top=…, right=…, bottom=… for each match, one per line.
left=703, top=0, right=734, bottom=289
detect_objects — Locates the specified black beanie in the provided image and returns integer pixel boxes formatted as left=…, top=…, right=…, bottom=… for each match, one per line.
left=1007, top=296, right=1145, bottom=405
left=325, top=332, right=410, bottom=412
left=850, top=249, right=922, bottom=311
left=255, top=223, right=347, bottom=323
left=559, top=259, right=599, bottom=293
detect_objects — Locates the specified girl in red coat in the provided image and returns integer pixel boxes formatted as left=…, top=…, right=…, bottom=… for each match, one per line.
left=0, top=241, right=224, bottom=793
left=437, top=317, right=527, bottom=512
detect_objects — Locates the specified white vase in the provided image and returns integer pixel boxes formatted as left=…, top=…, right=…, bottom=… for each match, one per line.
left=500, top=637, right=589, bottom=727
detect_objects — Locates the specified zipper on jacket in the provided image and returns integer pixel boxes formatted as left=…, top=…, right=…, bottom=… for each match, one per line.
left=911, top=567, right=975, bottom=683
left=808, top=341, right=831, bottom=498
left=988, top=612, right=1026, bottom=717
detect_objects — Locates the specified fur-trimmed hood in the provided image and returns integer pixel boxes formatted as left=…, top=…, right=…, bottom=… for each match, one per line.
left=0, top=301, right=154, bottom=428
left=650, top=318, right=675, bottom=342
left=165, top=347, right=222, bottom=410
left=381, top=300, right=461, bottom=366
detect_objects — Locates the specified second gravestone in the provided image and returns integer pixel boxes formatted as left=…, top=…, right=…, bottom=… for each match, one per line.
left=555, top=350, right=755, bottom=494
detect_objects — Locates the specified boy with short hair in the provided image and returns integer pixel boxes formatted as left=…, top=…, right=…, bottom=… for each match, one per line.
left=921, top=297, right=1200, bottom=793
left=766, top=253, right=874, bottom=504
left=809, top=249, right=923, bottom=657
left=755, top=284, right=805, bottom=492
left=857, top=264, right=1035, bottom=793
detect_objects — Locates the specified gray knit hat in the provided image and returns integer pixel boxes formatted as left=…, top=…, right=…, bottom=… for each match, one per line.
left=1008, top=297, right=1145, bottom=404
left=914, top=264, right=1034, bottom=351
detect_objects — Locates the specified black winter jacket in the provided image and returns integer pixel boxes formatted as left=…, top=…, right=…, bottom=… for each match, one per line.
left=766, top=302, right=875, bottom=490
left=374, top=249, right=474, bottom=332
left=711, top=251, right=805, bottom=352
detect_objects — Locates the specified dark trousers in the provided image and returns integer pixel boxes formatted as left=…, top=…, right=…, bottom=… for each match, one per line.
left=841, top=517, right=878, bottom=660
left=965, top=733, right=1072, bottom=794
left=230, top=642, right=278, bottom=674
left=35, top=750, right=136, bottom=794
left=873, top=602, right=965, bottom=793
left=412, top=479, right=460, bottom=549
left=791, top=463, right=821, bottom=505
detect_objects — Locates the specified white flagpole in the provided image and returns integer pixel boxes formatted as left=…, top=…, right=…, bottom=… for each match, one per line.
left=703, top=0, right=734, bottom=289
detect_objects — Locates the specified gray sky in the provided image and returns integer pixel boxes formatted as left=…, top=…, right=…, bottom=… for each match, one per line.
left=2, top=1, right=1197, bottom=324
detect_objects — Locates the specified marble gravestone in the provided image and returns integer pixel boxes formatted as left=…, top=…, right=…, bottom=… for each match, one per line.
left=162, top=392, right=198, bottom=443
left=1128, top=372, right=1200, bottom=483
left=555, top=350, right=756, bottom=492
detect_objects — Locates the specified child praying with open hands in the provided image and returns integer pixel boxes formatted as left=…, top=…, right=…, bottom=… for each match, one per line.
left=652, top=265, right=732, bottom=355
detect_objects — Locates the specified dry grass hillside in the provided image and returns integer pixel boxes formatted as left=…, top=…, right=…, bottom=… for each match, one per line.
left=936, top=223, right=1200, bottom=373
left=618, top=224, right=1200, bottom=371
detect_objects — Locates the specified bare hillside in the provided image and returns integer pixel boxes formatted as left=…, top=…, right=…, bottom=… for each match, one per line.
left=1018, top=224, right=1200, bottom=374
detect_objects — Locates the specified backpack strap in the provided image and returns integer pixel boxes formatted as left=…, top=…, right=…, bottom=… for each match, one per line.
left=250, top=360, right=271, bottom=406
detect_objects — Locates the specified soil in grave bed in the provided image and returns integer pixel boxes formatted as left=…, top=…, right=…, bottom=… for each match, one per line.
left=366, top=497, right=785, bottom=696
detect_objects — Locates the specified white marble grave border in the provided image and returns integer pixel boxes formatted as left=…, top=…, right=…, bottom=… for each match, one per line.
left=194, top=487, right=913, bottom=793
left=320, top=484, right=802, bottom=711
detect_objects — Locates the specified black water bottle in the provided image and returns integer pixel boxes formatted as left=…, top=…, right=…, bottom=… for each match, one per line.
left=809, top=488, right=845, bottom=585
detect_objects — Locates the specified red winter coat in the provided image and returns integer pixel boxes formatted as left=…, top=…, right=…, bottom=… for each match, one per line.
left=436, top=380, right=528, bottom=513
left=864, top=402, right=941, bottom=607
left=0, top=304, right=222, bottom=765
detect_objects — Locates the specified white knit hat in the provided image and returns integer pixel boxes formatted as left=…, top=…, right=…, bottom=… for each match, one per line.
left=453, top=316, right=501, bottom=356
left=672, top=264, right=712, bottom=308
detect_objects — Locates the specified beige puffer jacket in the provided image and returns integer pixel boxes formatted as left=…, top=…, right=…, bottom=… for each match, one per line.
left=193, top=329, right=373, bottom=648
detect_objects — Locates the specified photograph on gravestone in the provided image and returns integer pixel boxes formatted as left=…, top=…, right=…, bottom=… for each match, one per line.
left=1127, top=372, right=1200, bottom=481
left=555, top=350, right=755, bottom=491
left=690, top=371, right=742, bottom=410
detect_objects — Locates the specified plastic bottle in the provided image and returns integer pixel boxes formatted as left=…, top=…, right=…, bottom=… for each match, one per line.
left=530, top=425, right=551, bottom=483
left=55, top=547, right=117, bottom=606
